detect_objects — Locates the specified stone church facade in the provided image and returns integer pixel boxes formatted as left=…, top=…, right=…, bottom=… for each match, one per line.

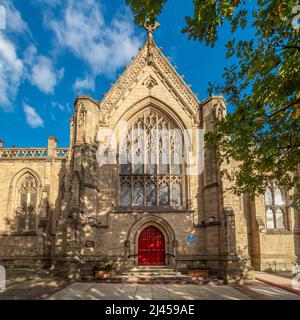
left=0, top=29, right=299, bottom=283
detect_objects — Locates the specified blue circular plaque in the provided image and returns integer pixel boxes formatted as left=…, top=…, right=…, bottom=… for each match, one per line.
left=186, top=234, right=196, bottom=244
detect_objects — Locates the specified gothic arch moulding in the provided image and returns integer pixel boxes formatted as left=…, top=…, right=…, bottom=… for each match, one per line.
left=6, top=168, right=43, bottom=231
left=112, top=96, right=192, bottom=133
left=110, top=97, right=194, bottom=166
left=126, top=215, right=177, bottom=266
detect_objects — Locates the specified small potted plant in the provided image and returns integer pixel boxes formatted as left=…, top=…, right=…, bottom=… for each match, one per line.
left=94, top=260, right=117, bottom=279
left=187, top=262, right=210, bottom=277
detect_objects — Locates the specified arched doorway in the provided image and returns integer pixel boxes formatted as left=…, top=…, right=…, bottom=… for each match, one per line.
left=138, top=226, right=165, bottom=266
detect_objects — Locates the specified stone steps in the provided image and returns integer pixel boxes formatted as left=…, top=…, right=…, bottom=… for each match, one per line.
left=90, top=276, right=224, bottom=285
left=111, top=267, right=223, bottom=284
left=120, top=274, right=184, bottom=279
left=124, top=267, right=180, bottom=277
left=123, top=270, right=181, bottom=277
left=82, top=267, right=225, bottom=285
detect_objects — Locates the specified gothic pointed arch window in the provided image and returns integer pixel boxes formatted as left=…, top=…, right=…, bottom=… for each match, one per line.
left=119, top=108, right=184, bottom=209
left=264, top=182, right=288, bottom=230
left=16, top=173, right=39, bottom=232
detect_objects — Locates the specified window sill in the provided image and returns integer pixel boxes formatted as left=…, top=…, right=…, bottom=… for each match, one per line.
left=111, top=207, right=194, bottom=214
left=195, top=222, right=221, bottom=228
left=265, top=229, right=292, bottom=235
left=2, top=231, right=38, bottom=237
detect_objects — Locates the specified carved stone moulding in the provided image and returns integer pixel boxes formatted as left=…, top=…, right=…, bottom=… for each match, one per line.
left=143, top=75, right=158, bottom=90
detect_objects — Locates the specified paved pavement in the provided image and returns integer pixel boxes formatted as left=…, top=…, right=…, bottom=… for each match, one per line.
left=0, top=276, right=67, bottom=300
left=1, top=272, right=300, bottom=300
left=47, top=280, right=300, bottom=300
left=48, top=283, right=251, bottom=300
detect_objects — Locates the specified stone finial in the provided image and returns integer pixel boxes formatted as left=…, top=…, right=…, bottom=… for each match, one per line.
left=48, top=137, right=58, bottom=158
left=0, top=139, right=4, bottom=148
left=48, top=136, right=58, bottom=148
left=144, top=19, right=160, bottom=65
left=144, top=19, right=160, bottom=35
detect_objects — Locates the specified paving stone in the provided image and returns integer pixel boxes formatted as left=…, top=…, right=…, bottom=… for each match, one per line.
left=67, top=283, right=95, bottom=292
left=2, top=276, right=300, bottom=300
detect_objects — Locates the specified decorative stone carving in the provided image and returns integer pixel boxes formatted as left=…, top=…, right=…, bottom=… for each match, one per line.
left=18, top=174, right=38, bottom=193
left=144, top=19, right=160, bottom=33
left=143, top=75, right=158, bottom=90
left=100, top=33, right=199, bottom=117
left=99, top=111, right=106, bottom=126
left=77, top=102, right=87, bottom=128
left=152, top=47, right=199, bottom=113
left=213, top=98, right=227, bottom=119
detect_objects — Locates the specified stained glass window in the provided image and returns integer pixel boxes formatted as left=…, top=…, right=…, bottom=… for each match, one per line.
left=119, top=109, right=183, bottom=208
left=276, top=208, right=285, bottom=229
left=264, top=183, right=287, bottom=230
left=265, top=188, right=272, bottom=206
left=133, top=182, right=144, bottom=206
left=266, top=209, right=274, bottom=229
left=120, top=181, right=131, bottom=207
left=171, top=183, right=182, bottom=207
left=159, top=183, right=169, bottom=206
left=274, top=188, right=283, bottom=205
left=16, top=174, right=38, bottom=232
left=146, top=182, right=156, bottom=206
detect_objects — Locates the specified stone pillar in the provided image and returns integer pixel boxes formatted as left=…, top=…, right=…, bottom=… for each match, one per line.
left=201, top=96, right=226, bottom=262
left=294, top=165, right=300, bottom=265
left=0, top=139, right=4, bottom=148
left=223, top=207, right=243, bottom=284
left=201, top=95, right=243, bottom=283
left=47, top=137, right=58, bottom=158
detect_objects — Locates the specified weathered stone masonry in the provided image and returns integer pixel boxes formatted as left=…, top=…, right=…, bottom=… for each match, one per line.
left=0, top=31, right=299, bottom=283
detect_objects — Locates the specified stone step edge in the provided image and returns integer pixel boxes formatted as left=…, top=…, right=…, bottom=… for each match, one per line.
left=123, top=273, right=182, bottom=276
left=81, top=279, right=224, bottom=285
left=129, top=269, right=176, bottom=273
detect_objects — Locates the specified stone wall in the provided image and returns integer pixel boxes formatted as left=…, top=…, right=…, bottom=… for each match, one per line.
left=0, top=138, right=69, bottom=266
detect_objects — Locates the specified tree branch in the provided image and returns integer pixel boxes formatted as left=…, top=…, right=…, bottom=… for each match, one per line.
left=283, top=45, right=300, bottom=51
left=266, top=98, right=300, bottom=119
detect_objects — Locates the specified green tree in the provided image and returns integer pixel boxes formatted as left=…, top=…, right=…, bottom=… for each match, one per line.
left=127, top=0, right=300, bottom=196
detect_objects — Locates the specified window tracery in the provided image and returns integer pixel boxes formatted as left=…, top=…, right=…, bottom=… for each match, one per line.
left=119, top=109, right=183, bottom=209
left=264, top=182, right=288, bottom=230
left=16, top=174, right=38, bottom=231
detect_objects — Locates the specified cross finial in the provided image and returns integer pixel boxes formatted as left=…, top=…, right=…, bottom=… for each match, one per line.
left=144, top=19, right=160, bottom=65
left=144, top=19, right=160, bottom=34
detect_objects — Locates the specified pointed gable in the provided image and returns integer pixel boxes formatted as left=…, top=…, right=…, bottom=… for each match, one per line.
left=100, top=31, right=200, bottom=118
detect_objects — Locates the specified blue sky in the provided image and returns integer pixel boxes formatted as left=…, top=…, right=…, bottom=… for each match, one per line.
left=0, top=0, right=253, bottom=148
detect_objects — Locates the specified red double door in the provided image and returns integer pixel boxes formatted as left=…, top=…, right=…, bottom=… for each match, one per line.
left=138, top=226, right=165, bottom=266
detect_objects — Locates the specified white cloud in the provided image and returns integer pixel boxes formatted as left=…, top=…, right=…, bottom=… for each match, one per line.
left=0, top=2, right=62, bottom=110
left=23, top=103, right=44, bottom=128
left=47, top=0, right=142, bottom=77
left=29, top=56, right=64, bottom=94
left=0, top=32, right=23, bottom=110
left=51, top=101, right=65, bottom=111
left=0, top=0, right=29, bottom=34
left=23, top=44, right=37, bottom=65
left=23, top=44, right=64, bottom=94
left=0, top=5, right=5, bottom=30
left=0, top=1, right=28, bottom=110
left=73, top=77, right=95, bottom=92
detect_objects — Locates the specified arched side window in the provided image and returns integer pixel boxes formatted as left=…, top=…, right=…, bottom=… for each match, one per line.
left=264, top=182, right=288, bottom=230
left=119, top=109, right=184, bottom=209
left=15, top=174, right=38, bottom=232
